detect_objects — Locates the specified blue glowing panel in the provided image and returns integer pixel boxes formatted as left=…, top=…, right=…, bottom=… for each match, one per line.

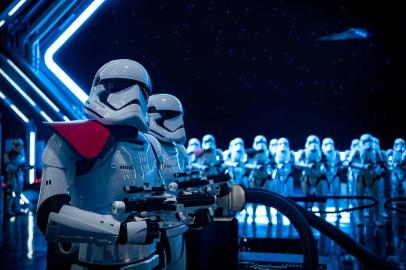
left=44, top=0, right=106, bottom=103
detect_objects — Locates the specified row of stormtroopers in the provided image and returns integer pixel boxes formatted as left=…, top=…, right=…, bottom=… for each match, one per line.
left=188, top=135, right=225, bottom=177
left=37, top=59, right=198, bottom=270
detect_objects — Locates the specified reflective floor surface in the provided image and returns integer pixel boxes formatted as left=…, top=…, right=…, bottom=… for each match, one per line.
left=0, top=203, right=405, bottom=270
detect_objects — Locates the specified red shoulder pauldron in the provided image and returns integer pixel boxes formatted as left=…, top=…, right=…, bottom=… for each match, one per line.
left=194, top=148, right=205, bottom=157
left=49, top=120, right=111, bottom=159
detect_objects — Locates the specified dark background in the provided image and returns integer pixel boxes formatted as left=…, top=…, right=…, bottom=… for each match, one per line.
left=54, top=0, right=405, bottom=150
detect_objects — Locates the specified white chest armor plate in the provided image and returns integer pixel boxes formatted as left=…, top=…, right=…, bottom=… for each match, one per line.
left=71, top=140, right=162, bottom=217
left=161, top=142, right=188, bottom=185
left=70, top=139, right=162, bottom=266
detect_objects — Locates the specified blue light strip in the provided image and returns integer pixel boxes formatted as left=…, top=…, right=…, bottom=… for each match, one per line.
left=6, top=59, right=70, bottom=120
left=44, top=0, right=105, bottom=104
left=29, top=130, right=36, bottom=184
left=8, top=0, right=27, bottom=17
left=0, top=90, right=30, bottom=123
left=0, top=68, right=36, bottom=106
left=7, top=59, right=60, bottom=112
left=0, top=20, right=6, bottom=28
left=0, top=68, right=54, bottom=122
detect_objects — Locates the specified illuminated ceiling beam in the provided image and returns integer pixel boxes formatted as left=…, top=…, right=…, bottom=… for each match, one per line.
left=44, top=0, right=105, bottom=104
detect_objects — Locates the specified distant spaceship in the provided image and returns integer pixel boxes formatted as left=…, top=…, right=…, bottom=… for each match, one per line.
left=318, top=28, right=370, bottom=41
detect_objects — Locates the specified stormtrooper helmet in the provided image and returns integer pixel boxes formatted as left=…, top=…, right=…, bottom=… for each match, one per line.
left=84, top=59, right=152, bottom=132
left=275, top=137, right=290, bottom=163
left=202, top=135, right=216, bottom=150
left=322, top=138, right=335, bottom=155
left=394, top=138, right=405, bottom=153
left=360, top=134, right=373, bottom=150
left=269, top=138, right=278, bottom=155
left=305, top=135, right=321, bottom=162
left=230, top=138, right=245, bottom=161
left=393, top=138, right=405, bottom=162
left=147, top=93, right=186, bottom=144
left=277, top=137, right=290, bottom=153
left=253, top=135, right=267, bottom=151
left=187, top=138, right=201, bottom=153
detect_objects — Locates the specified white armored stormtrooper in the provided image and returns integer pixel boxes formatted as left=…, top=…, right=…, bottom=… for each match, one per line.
left=192, top=135, right=224, bottom=176
left=147, top=93, right=190, bottom=185
left=147, top=93, right=190, bottom=270
left=387, top=138, right=406, bottom=196
left=37, top=59, right=163, bottom=269
left=373, top=137, right=389, bottom=218
left=321, top=138, right=342, bottom=213
left=348, top=134, right=384, bottom=226
left=247, top=135, right=273, bottom=225
left=344, top=138, right=360, bottom=196
left=186, top=138, right=201, bottom=163
left=271, top=137, right=295, bottom=197
left=269, top=138, right=278, bottom=158
left=4, top=138, right=27, bottom=216
left=224, top=138, right=249, bottom=187
left=296, top=135, right=327, bottom=213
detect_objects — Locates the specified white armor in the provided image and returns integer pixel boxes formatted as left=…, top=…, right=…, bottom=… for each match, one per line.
left=345, top=139, right=360, bottom=196
left=271, top=138, right=295, bottom=196
left=37, top=60, right=162, bottom=269
left=348, top=134, right=384, bottom=226
left=186, top=138, right=201, bottom=163
left=269, top=138, right=278, bottom=158
left=296, top=135, right=327, bottom=213
left=84, top=59, right=151, bottom=132
left=147, top=93, right=189, bottom=185
left=193, top=135, right=224, bottom=176
left=321, top=138, right=342, bottom=213
left=247, top=135, right=273, bottom=225
left=224, top=138, right=248, bottom=187
left=388, top=138, right=406, bottom=196
left=147, top=93, right=190, bottom=270
left=4, top=138, right=26, bottom=216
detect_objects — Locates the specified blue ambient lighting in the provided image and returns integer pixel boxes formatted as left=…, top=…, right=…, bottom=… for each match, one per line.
left=44, top=0, right=105, bottom=104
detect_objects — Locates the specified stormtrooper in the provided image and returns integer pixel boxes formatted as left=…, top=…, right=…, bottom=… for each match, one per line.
left=247, top=135, right=273, bottom=225
left=186, top=138, right=201, bottom=163
left=271, top=137, right=295, bottom=197
left=192, top=134, right=224, bottom=177
left=387, top=138, right=406, bottom=196
left=146, top=93, right=190, bottom=270
left=372, top=137, right=389, bottom=218
left=4, top=138, right=27, bottom=216
left=344, top=139, right=360, bottom=196
left=269, top=138, right=278, bottom=159
left=147, top=93, right=190, bottom=185
left=348, top=134, right=384, bottom=226
left=321, top=138, right=342, bottom=214
left=224, top=138, right=249, bottom=187
left=296, top=135, right=327, bottom=213
left=37, top=59, right=164, bottom=269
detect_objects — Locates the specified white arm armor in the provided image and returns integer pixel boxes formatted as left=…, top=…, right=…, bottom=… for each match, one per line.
left=37, top=134, right=150, bottom=245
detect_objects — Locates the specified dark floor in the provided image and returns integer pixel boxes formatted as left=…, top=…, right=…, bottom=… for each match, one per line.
left=0, top=202, right=405, bottom=270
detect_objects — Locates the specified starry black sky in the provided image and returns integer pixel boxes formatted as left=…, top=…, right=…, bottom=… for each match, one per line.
left=56, top=0, right=406, bottom=150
